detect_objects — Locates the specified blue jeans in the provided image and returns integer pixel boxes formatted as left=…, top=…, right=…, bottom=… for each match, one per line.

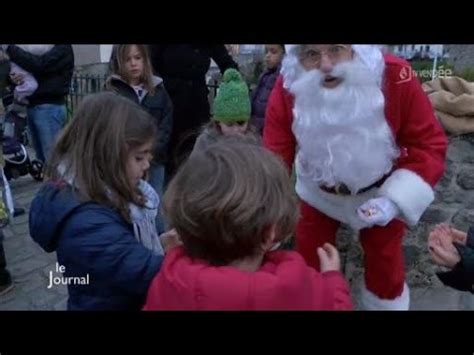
left=27, top=104, right=67, bottom=163
left=148, top=163, right=166, bottom=235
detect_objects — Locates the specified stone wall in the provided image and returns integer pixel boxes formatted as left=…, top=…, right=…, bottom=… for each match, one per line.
left=338, top=132, right=474, bottom=296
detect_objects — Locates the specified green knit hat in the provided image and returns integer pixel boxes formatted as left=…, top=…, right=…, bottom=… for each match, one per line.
left=212, top=69, right=250, bottom=123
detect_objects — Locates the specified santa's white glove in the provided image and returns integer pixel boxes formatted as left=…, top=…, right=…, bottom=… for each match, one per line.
left=357, top=197, right=400, bottom=227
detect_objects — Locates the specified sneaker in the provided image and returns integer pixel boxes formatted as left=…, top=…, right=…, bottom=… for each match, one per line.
left=0, top=272, right=14, bottom=296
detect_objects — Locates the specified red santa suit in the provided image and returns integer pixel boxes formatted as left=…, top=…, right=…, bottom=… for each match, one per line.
left=263, top=45, right=448, bottom=310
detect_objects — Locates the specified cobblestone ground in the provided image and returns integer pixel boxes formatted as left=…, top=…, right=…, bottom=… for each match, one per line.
left=0, top=176, right=67, bottom=310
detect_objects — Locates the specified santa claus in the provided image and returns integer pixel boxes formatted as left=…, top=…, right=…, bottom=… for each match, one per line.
left=264, top=44, right=448, bottom=310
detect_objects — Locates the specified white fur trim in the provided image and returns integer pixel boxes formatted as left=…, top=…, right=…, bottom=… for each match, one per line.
left=360, top=282, right=410, bottom=310
left=285, top=44, right=382, bottom=57
left=351, top=45, right=385, bottom=86
left=285, top=44, right=299, bottom=54
left=378, top=169, right=434, bottom=226
left=295, top=174, right=379, bottom=230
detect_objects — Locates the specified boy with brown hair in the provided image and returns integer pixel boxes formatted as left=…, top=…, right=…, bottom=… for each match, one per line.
left=143, top=139, right=353, bottom=310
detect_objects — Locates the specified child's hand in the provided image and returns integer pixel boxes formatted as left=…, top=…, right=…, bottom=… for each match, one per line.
left=428, top=227, right=461, bottom=268
left=160, top=228, right=182, bottom=253
left=317, top=243, right=341, bottom=272
left=433, top=223, right=467, bottom=245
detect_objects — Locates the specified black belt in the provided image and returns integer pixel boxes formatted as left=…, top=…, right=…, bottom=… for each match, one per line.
left=320, top=174, right=389, bottom=196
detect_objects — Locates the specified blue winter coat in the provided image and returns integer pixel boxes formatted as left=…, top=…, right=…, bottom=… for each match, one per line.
left=29, top=182, right=163, bottom=310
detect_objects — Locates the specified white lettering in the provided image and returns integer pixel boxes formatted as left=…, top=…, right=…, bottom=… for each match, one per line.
left=47, top=268, right=90, bottom=288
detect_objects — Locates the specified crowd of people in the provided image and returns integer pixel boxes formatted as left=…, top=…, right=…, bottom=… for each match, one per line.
left=1, top=44, right=472, bottom=310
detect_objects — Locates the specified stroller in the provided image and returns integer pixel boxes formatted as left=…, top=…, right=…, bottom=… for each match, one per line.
left=1, top=100, right=44, bottom=181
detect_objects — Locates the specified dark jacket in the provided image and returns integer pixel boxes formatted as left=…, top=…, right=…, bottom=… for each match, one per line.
left=6, top=45, right=74, bottom=106
left=0, top=54, right=10, bottom=99
left=250, top=66, right=280, bottom=134
left=29, top=181, right=163, bottom=310
left=148, top=45, right=238, bottom=86
left=107, top=74, right=173, bottom=164
left=147, top=45, right=239, bottom=166
left=437, top=227, right=474, bottom=293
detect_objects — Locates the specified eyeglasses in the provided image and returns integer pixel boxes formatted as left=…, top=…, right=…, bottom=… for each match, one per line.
left=299, top=45, right=351, bottom=66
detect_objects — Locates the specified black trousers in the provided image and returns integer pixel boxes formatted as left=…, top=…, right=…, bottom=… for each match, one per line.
left=165, top=86, right=211, bottom=182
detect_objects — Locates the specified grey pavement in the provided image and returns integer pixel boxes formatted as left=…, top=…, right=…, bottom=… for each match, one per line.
left=0, top=175, right=473, bottom=310
left=0, top=176, right=67, bottom=311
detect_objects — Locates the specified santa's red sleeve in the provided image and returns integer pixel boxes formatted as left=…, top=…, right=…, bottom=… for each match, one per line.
left=263, top=76, right=297, bottom=173
left=378, top=60, right=448, bottom=226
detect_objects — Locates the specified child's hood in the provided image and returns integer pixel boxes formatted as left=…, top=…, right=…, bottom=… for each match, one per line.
left=29, top=182, right=87, bottom=253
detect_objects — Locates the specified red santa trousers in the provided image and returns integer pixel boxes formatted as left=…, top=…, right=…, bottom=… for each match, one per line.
left=296, top=200, right=405, bottom=300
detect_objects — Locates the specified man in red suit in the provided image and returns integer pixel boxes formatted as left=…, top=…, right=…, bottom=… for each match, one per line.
left=264, top=45, right=448, bottom=310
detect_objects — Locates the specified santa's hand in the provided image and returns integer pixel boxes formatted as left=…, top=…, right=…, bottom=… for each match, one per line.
left=357, top=197, right=399, bottom=227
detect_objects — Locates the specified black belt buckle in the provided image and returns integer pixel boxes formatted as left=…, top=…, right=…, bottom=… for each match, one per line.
left=334, top=183, right=351, bottom=195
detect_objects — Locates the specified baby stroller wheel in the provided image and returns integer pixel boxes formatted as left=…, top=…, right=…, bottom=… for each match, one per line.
left=29, top=159, right=44, bottom=181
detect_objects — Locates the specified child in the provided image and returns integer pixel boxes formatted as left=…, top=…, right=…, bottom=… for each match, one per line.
left=107, top=44, right=173, bottom=234
left=143, top=139, right=353, bottom=310
left=428, top=223, right=474, bottom=293
left=106, top=45, right=173, bottom=205
left=191, top=68, right=259, bottom=158
left=250, top=44, right=285, bottom=135
left=29, top=92, right=175, bottom=310
left=1, top=45, right=53, bottom=106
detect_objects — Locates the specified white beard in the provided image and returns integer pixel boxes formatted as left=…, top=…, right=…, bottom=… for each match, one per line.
left=288, top=55, right=400, bottom=194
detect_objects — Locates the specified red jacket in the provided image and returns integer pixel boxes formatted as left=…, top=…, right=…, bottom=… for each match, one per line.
left=263, top=54, right=448, bottom=226
left=143, top=247, right=353, bottom=311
